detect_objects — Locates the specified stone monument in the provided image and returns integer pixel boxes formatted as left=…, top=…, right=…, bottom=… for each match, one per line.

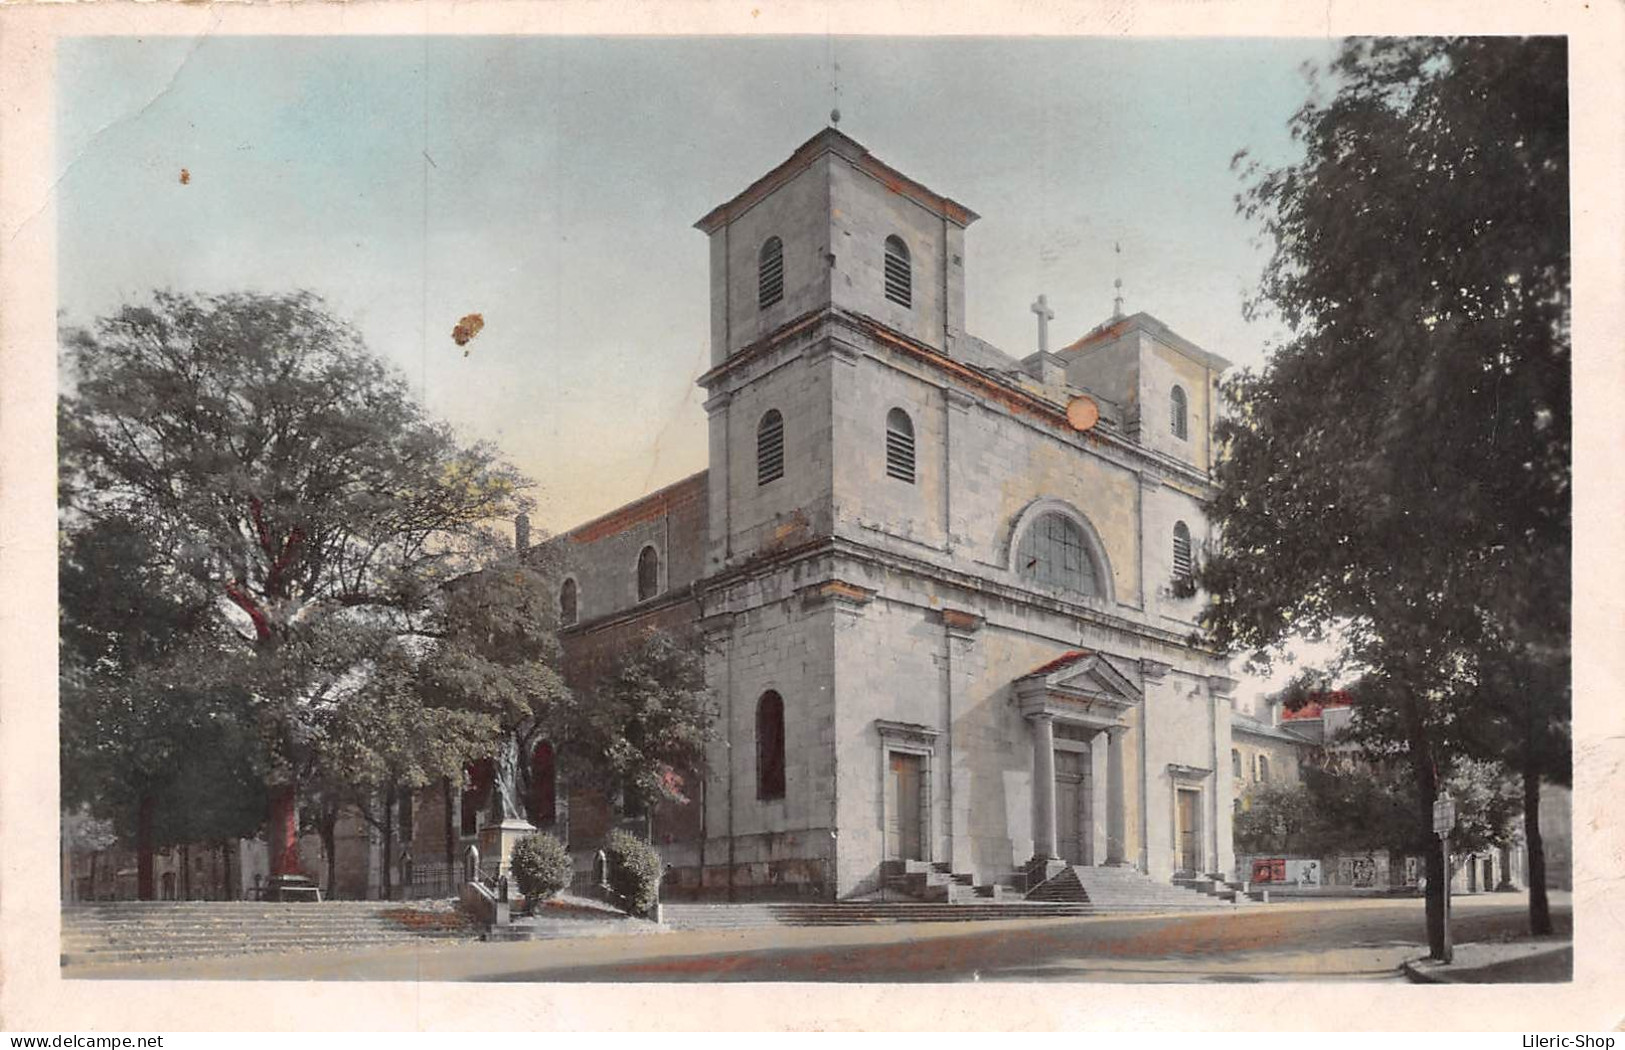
left=477, top=732, right=536, bottom=878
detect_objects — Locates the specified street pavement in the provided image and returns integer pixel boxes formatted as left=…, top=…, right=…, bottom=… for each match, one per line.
left=65, top=891, right=1569, bottom=983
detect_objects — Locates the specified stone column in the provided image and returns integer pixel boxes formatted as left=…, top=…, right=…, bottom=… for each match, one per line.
left=1105, top=726, right=1129, bottom=866
left=1030, top=715, right=1058, bottom=861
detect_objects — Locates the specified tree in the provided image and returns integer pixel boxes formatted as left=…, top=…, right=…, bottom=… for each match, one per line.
left=1209, top=37, right=1569, bottom=951
left=563, top=630, right=715, bottom=823
left=60, top=516, right=265, bottom=898
left=60, top=291, right=531, bottom=884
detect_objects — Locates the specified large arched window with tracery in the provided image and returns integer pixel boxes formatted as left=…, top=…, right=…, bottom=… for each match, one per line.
left=1016, top=511, right=1103, bottom=597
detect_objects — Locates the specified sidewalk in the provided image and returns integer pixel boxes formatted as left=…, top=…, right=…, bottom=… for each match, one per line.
left=1402, top=937, right=1573, bottom=983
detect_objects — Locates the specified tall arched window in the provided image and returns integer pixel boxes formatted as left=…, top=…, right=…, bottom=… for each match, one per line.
left=1231, top=748, right=1242, bottom=778
left=1170, top=385, right=1189, bottom=440
left=1258, top=755, right=1271, bottom=783
left=529, top=741, right=556, bottom=826
left=757, top=409, right=784, bottom=486
left=885, top=407, right=916, bottom=483
left=559, top=578, right=578, bottom=626
left=756, top=691, right=786, bottom=800
left=758, top=236, right=784, bottom=308
left=883, top=235, right=912, bottom=308
left=1172, top=521, right=1194, bottom=585
left=1017, top=512, right=1102, bottom=596
left=637, top=545, right=660, bottom=602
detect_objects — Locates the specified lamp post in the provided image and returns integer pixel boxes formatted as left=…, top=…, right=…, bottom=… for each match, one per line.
left=1433, top=792, right=1457, bottom=964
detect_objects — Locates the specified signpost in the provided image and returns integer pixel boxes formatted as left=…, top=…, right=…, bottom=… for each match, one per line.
left=1433, top=793, right=1457, bottom=964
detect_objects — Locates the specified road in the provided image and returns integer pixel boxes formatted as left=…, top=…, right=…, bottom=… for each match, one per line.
left=67, top=892, right=1569, bottom=983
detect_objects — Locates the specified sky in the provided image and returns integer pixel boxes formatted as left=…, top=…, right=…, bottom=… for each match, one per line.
left=57, top=35, right=1340, bottom=706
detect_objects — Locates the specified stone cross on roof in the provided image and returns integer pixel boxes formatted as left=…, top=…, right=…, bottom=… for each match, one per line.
left=1031, top=294, right=1055, bottom=354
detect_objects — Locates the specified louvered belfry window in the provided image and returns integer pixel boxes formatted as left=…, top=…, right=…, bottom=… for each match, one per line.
left=758, top=236, right=784, bottom=309
left=757, top=409, right=784, bottom=486
left=637, top=545, right=660, bottom=602
left=1172, top=521, right=1194, bottom=584
left=1170, top=385, right=1189, bottom=440
left=885, top=407, right=916, bottom=484
left=883, top=235, right=912, bottom=308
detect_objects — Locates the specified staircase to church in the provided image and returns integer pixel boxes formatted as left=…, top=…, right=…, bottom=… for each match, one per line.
left=61, top=901, right=480, bottom=967
left=882, top=860, right=1013, bottom=903
left=1026, top=864, right=1264, bottom=912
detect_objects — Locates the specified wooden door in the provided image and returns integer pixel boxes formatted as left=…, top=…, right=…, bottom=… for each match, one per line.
left=1054, top=750, right=1087, bottom=864
left=887, top=753, right=924, bottom=861
left=1176, top=789, right=1201, bottom=874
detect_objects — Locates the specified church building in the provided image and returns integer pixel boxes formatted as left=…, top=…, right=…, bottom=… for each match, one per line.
left=538, top=127, right=1237, bottom=900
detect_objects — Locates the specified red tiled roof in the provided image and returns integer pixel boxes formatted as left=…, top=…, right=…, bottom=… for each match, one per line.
left=1281, top=690, right=1354, bottom=721
left=1026, top=650, right=1093, bottom=677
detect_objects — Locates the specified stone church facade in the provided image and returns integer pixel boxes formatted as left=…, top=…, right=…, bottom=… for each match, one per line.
left=538, top=128, right=1237, bottom=900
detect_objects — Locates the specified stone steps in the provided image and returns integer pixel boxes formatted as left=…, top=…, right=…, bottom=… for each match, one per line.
left=61, top=901, right=479, bottom=966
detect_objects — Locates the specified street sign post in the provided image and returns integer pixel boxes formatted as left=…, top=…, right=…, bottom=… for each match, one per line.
left=1433, top=793, right=1457, bottom=964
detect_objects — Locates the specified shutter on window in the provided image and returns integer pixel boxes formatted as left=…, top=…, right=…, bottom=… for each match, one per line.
left=885, top=411, right=915, bottom=483
left=757, top=411, right=784, bottom=485
left=758, top=238, right=784, bottom=309
left=884, top=238, right=912, bottom=308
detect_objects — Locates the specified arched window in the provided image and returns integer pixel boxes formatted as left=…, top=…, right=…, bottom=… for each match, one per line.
left=757, top=409, right=784, bottom=486
left=637, top=545, right=660, bottom=602
left=1016, top=511, right=1102, bottom=596
left=1170, top=385, right=1189, bottom=440
left=885, top=407, right=916, bottom=483
left=1231, top=748, right=1242, bottom=778
left=883, top=235, right=912, bottom=308
left=529, top=741, right=556, bottom=826
left=756, top=691, right=786, bottom=800
left=1172, top=521, right=1194, bottom=585
left=758, top=236, right=784, bottom=309
left=1258, top=755, right=1271, bottom=783
left=559, top=578, right=578, bottom=626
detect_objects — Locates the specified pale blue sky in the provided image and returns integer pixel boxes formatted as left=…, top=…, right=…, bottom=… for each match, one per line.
left=58, top=35, right=1335, bottom=541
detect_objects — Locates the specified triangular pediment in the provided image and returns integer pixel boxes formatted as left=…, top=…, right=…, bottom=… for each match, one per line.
left=1045, top=654, right=1142, bottom=705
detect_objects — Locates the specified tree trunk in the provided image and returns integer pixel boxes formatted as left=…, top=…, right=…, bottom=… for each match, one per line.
left=1523, top=767, right=1552, bottom=935
left=380, top=787, right=396, bottom=901
left=442, top=777, right=456, bottom=884
left=1401, top=699, right=1446, bottom=959
left=319, top=804, right=339, bottom=900
left=137, top=793, right=156, bottom=901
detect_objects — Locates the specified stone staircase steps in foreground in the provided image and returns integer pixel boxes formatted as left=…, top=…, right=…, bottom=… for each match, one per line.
left=61, top=901, right=478, bottom=966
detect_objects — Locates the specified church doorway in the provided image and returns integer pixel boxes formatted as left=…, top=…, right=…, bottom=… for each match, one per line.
left=1176, top=788, right=1203, bottom=875
left=886, top=752, right=925, bottom=862
left=1054, top=749, right=1090, bottom=865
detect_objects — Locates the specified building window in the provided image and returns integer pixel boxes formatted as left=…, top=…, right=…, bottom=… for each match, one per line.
left=1172, top=521, right=1194, bottom=585
left=756, top=691, right=786, bottom=800
left=885, top=407, right=916, bottom=483
left=1170, top=385, right=1189, bottom=440
left=529, top=741, right=556, bottom=826
left=757, top=409, right=784, bottom=486
left=1234, top=798, right=1243, bottom=818
left=1231, top=748, right=1242, bottom=778
left=883, top=235, right=912, bottom=308
left=1258, top=755, right=1270, bottom=783
left=559, top=578, right=577, bottom=626
left=758, top=236, right=784, bottom=309
left=1016, top=511, right=1102, bottom=597
left=637, top=545, right=660, bottom=602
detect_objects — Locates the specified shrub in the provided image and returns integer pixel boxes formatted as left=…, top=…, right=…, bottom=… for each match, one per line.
left=603, top=828, right=662, bottom=916
left=509, top=834, right=573, bottom=907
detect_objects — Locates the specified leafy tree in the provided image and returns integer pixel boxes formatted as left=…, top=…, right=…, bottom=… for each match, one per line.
left=1208, top=37, right=1569, bottom=951
left=1236, top=759, right=1519, bottom=862
left=59, top=291, right=530, bottom=881
left=60, top=516, right=265, bottom=897
left=564, top=630, right=715, bottom=820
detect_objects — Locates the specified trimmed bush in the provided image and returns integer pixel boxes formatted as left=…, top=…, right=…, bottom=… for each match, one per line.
left=603, top=828, right=662, bottom=917
left=509, top=834, right=573, bottom=908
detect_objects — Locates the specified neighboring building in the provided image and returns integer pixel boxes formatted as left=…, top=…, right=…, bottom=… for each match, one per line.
left=518, top=126, right=1237, bottom=899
